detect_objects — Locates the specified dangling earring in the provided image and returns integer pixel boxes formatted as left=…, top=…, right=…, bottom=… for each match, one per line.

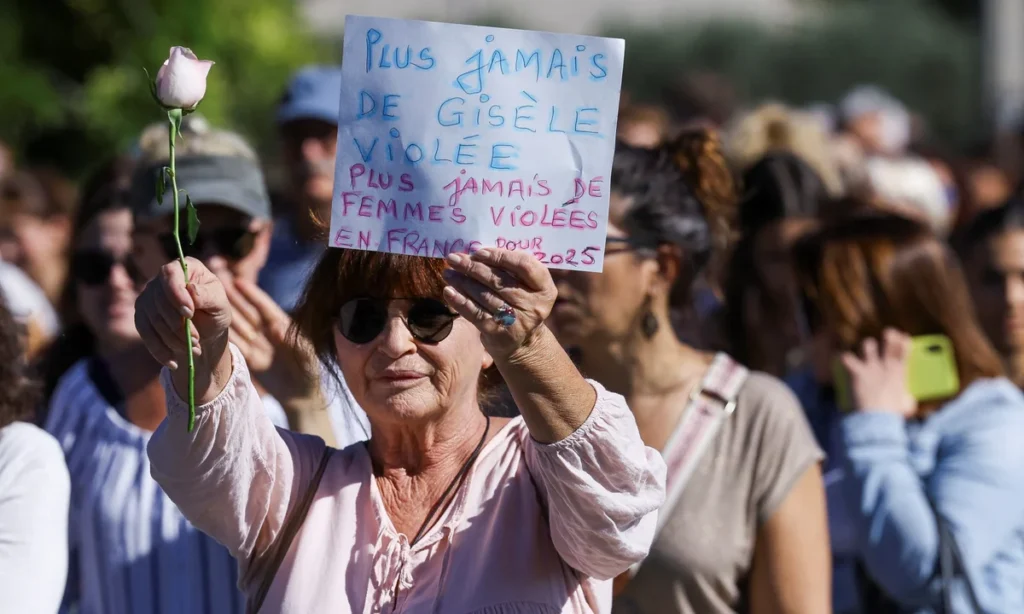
left=642, top=312, right=660, bottom=338
left=641, top=295, right=660, bottom=338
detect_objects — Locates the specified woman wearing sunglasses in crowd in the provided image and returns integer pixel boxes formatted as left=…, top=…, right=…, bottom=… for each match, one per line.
left=136, top=208, right=666, bottom=608
left=40, top=153, right=298, bottom=614
left=547, top=132, right=830, bottom=614
left=794, top=210, right=1024, bottom=614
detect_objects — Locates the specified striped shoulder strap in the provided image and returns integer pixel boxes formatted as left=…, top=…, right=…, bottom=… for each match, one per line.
left=613, top=353, right=749, bottom=596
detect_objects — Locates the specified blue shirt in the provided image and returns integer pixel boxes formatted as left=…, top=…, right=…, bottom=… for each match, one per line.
left=825, top=378, right=1024, bottom=614
left=258, top=217, right=323, bottom=313
left=45, top=359, right=288, bottom=614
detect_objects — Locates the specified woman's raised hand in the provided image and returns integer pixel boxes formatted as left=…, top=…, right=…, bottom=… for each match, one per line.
left=442, top=248, right=557, bottom=361
left=135, top=258, right=233, bottom=401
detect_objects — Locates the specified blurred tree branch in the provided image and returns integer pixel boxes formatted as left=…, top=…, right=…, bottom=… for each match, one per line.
left=3, top=0, right=337, bottom=178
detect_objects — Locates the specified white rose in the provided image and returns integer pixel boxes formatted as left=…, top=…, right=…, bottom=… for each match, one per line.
left=155, top=47, right=215, bottom=110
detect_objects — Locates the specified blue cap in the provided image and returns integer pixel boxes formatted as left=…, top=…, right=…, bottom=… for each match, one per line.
left=277, top=65, right=343, bottom=125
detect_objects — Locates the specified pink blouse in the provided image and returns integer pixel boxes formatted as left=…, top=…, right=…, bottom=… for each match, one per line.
left=148, top=346, right=666, bottom=614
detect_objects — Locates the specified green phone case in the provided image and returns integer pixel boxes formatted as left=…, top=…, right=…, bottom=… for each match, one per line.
left=833, top=334, right=960, bottom=410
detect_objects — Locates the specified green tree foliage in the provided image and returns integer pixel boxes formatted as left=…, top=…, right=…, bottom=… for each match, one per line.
left=603, top=1, right=981, bottom=146
left=2, top=0, right=336, bottom=177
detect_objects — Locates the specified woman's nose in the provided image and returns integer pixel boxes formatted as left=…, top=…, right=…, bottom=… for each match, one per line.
left=109, top=263, right=135, bottom=289
left=377, top=316, right=416, bottom=358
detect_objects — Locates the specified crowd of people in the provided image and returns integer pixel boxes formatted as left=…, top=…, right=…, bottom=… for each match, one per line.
left=0, top=58, right=1023, bottom=614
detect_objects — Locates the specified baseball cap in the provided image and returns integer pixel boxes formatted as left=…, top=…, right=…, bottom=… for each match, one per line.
left=130, top=154, right=271, bottom=222
left=277, top=65, right=343, bottom=126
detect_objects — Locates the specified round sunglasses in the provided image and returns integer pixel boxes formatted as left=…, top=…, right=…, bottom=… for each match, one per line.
left=72, top=250, right=144, bottom=287
left=338, top=297, right=459, bottom=345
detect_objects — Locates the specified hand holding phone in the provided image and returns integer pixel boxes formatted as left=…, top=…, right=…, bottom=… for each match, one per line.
left=832, top=330, right=959, bottom=415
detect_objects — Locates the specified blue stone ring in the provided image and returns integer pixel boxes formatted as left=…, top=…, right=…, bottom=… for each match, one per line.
left=493, top=304, right=517, bottom=328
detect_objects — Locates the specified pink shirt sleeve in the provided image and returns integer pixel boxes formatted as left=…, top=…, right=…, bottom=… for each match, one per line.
left=147, top=345, right=325, bottom=578
left=522, top=380, right=667, bottom=581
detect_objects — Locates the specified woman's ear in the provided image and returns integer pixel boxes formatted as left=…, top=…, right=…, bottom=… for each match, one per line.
left=652, top=243, right=684, bottom=298
left=481, top=348, right=494, bottom=371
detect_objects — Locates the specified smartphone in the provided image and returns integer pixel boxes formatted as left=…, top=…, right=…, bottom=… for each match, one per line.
left=832, top=334, right=960, bottom=411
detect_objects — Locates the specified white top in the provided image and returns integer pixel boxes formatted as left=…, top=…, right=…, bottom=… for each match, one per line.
left=0, top=421, right=71, bottom=614
left=0, top=257, right=60, bottom=336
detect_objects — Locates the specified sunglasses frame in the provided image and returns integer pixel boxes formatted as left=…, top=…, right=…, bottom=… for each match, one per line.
left=336, top=297, right=459, bottom=345
left=157, top=227, right=258, bottom=262
left=72, top=249, right=143, bottom=287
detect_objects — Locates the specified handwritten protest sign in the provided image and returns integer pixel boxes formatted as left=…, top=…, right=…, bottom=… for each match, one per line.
left=330, top=15, right=625, bottom=272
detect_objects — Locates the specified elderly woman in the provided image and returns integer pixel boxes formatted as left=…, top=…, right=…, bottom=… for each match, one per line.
left=137, top=246, right=666, bottom=613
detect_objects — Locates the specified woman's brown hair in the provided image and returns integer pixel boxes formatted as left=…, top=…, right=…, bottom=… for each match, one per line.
left=794, top=211, right=1004, bottom=389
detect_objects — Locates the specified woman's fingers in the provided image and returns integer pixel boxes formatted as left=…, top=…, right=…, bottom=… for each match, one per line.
left=861, top=337, right=880, bottom=364
left=883, top=328, right=910, bottom=364
left=442, top=285, right=493, bottom=329
left=235, top=279, right=292, bottom=345
left=159, top=261, right=196, bottom=318
left=446, top=252, right=521, bottom=299
left=136, top=315, right=179, bottom=370
left=224, top=280, right=262, bottom=331
left=443, top=270, right=508, bottom=314
left=469, top=248, right=552, bottom=293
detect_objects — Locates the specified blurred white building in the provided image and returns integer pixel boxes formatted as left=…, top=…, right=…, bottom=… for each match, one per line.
left=300, top=0, right=798, bottom=36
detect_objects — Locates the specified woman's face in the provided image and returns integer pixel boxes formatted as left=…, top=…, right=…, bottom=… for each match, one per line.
left=333, top=300, right=493, bottom=424
left=548, top=191, right=660, bottom=350
left=0, top=212, right=69, bottom=280
left=966, top=229, right=1024, bottom=357
left=75, top=209, right=140, bottom=349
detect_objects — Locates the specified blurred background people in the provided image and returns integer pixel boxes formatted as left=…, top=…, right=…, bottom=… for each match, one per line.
left=957, top=196, right=1024, bottom=387
left=723, top=102, right=844, bottom=198
left=260, top=65, right=342, bottom=313
left=0, top=169, right=75, bottom=305
left=720, top=151, right=828, bottom=378
left=795, top=211, right=1024, bottom=614
left=0, top=297, right=69, bottom=614
left=549, top=132, right=829, bottom=614
left=129, top=116, right=340, bottom=440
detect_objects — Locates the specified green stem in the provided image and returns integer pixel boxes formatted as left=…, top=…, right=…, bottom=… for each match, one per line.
left=168, top=114, right=197, bottom=432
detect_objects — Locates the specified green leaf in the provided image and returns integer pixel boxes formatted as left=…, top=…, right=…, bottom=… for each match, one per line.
left=185, top=194, right=200, bottom=245
left=156, top=166, right=169, bottom=205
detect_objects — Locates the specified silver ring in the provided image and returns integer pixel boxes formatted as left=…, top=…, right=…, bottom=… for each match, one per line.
left=493, top=304, right=517, bottom=327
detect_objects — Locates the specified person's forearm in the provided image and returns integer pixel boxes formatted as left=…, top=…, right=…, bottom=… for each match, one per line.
left=495, top=325, right=597, bottom=443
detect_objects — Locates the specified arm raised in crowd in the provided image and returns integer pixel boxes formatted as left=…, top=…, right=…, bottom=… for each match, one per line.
left=138, top=259, right=324, bottom=574
left=838, top=331, right=1024, bottom=606
left=442, top=248, right=667, bottom=579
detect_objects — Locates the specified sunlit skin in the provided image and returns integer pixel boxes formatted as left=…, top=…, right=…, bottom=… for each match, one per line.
left=966, top=229, right=1024, bottom=385
left=76, top=209, right=139, bottom=350
left=280, top=118, right=337, bottom=240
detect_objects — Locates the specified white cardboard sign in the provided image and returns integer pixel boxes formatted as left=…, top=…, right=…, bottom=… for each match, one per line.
left=329, top=15, right=625, bottom=271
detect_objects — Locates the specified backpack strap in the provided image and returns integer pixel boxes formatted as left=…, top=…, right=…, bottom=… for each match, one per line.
left=245, top=447, right=332, bottom=614
left=613, top=353, right=749, bottom=596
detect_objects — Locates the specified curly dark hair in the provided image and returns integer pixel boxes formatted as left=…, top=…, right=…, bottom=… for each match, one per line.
left=611, top=128, right=737, bottom=308
left=0, top=298, right=40, bottom=430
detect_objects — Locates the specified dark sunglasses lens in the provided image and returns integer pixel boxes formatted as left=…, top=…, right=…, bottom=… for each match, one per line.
left=339, top=298, right=388, bottom=344
left=407, top=299, right=456, bottom=343
left=160, top=234, right=199, bottom=260
left=75, top=252, right=115, bottom=286
left=213, top=228, right=255, bottom=260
